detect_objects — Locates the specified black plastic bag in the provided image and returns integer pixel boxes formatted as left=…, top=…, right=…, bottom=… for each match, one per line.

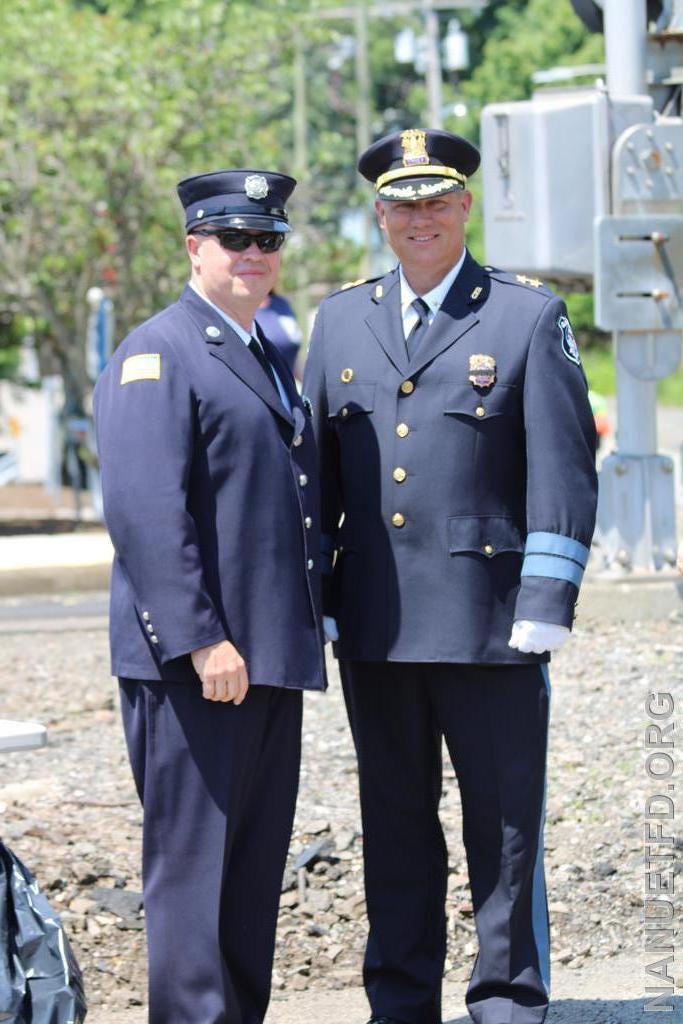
left=0, top=841, right=87, bottom=1023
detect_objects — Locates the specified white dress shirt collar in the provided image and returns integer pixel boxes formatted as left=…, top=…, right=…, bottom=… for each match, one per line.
left=189, top=281, right=254, bottom=345
left=399, top=246, right=468, bottom=323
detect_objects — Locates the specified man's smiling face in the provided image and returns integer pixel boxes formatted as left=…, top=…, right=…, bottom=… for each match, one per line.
left=375, top=190, right=472, bottom=290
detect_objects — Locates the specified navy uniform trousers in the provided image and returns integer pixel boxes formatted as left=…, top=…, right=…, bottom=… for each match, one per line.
left=119, top=680, right=302, bottom=1024
left=341, top=661, right=550, bottom=1024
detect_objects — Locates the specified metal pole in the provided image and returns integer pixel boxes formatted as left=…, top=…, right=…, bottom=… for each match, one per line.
left=292, top=27, right=310, bottom=333
left=603, top=0, right=647, bottom=95
left=355, top=0, right=372, bottom=278
left=422, top=0, right=444, bottom=128
left=597, top=0, right=679, bottom=571
left=606, top=0, right=655, bottom=459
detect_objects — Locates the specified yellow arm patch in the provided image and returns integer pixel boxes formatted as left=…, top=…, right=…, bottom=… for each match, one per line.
left=120, top=353, right=161, bottom=385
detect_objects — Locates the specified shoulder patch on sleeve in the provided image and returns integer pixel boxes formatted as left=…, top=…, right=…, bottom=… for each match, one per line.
left=121, top=353, right=161, bottom=385
left=557, top=315, right=581, bottom=365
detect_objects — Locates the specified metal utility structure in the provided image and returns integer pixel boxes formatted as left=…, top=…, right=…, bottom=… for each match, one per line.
left=481, top=0, right=683, bottom=572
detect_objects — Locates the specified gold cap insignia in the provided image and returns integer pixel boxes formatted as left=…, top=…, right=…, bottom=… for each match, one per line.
left=468, top=354, right=496, bottom=389
left=341, top=368, right=354, bottom=383
left=400, top=129, right=429, bottom=167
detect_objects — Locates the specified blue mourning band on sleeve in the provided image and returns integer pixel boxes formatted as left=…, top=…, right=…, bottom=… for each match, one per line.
left=524, top=531, right=590, bottom=568
left=521, top=554, right=584, bottom=587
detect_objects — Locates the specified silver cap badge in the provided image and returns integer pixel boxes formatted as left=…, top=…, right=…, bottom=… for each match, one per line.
left=244, top=174, right=269, bottom=200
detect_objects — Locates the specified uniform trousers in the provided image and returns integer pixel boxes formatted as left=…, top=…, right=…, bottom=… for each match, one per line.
left=119, top=679, right=302, bottom=1024
left=340, top=660, right=551, bottom=1024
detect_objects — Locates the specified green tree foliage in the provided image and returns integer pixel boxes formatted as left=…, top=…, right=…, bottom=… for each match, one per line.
left=0, top=0, right=608, bottom=398
left=0, top=0, right=312, bottom=401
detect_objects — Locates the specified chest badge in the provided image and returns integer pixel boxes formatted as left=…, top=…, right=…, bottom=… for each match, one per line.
left=340, top=368, right=354, bottom=383
left=468, top=354, right=497, bottom=389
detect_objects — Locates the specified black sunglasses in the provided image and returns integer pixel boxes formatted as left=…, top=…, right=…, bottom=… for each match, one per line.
left=193, top=228, right=285, bottom=253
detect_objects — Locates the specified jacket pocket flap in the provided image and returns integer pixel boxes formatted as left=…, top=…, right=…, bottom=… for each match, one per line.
left=444, top=383, right=517, bottom=419
left=448, top=515, right=524, bottom=557
left=328, top=383, right=376, bottom=419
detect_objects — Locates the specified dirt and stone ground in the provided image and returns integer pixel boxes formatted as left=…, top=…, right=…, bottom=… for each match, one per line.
left=0, top=584, right=681, bottom=1022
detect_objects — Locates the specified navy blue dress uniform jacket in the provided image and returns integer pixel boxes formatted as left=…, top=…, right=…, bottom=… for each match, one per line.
left=303, top=253, right=598, bottom=665
left=94, top=284, right=326, bottom=692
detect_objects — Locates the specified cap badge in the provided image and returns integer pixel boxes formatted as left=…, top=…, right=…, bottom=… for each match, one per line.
left=244, top=174, right=269, bottom=200
left=400, top=129, right=429, bottom=167
left=468, top=354, right=497, bottom=389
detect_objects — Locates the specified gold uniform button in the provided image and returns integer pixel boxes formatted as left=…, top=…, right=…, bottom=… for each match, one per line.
left=400, top=380, right=415, bottom=395
left=341, top=368, right=354, bottom=383
left=483, top=544, right=494, bottom=555
left=293, top=434, right=303, bottom=447
left=476, top=406, right=486, bottom=418
left=341, top=407, right=349, bottom=418
left=142, top=611, right=150, bottom=622
left=393, top=467, right=407, bottom=483
left=299, top=474, right=308, bottom=487
left=304, top=517, right=312, bottom=529
left=396, top=423, right=410, bottom=438
left=392, top=513, right=406, bottom=528
left=307, top=558, right=314, bottom=570
left=150, top=635, right=159, bottom=644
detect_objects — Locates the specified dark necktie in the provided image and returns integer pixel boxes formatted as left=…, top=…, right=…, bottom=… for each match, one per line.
left=406, top=297, right=430, bottom=358
left=248, top=335, right=278, bottom=393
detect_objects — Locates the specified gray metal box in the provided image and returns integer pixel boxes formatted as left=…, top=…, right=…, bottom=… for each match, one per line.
left=481, top=89, right=653, bottom=283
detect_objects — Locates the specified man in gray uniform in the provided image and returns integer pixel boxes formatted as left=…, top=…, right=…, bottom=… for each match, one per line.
left=304, top=129, right=597, bottom=1024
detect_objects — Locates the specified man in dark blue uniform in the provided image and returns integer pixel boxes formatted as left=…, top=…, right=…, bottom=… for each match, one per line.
left=94, top=168, right=326, bottom=1024
left=304, top=129, right=597, bottom=1024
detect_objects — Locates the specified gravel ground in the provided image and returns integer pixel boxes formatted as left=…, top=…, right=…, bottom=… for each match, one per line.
left=0, top=599, right=681, bottom=1018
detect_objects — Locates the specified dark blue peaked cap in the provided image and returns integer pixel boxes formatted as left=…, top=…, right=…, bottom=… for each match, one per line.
left=177, top=169, right=297, bottom=233
left=358, top=128, right=480, bottom=201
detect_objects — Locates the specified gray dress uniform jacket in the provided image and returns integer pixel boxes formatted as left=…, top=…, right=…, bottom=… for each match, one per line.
left=303, top=252, right=598, bottom=665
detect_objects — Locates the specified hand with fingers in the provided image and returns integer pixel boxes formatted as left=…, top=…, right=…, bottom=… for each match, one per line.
left=191, top=640, right=249, bottom=704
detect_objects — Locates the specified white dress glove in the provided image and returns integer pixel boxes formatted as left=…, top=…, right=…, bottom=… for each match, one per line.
left=508, top=620, right=570, bottom=654
left=323, top=616, right=339, bottom=643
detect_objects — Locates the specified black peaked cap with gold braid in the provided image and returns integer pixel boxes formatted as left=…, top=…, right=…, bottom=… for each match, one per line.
left=358, top=128, right=480, bottom=201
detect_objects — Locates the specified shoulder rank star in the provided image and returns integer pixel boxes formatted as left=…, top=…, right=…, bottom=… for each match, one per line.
left=516, top=274, right=544, bottom=288
left=468, top=354, right=496, bottom=388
